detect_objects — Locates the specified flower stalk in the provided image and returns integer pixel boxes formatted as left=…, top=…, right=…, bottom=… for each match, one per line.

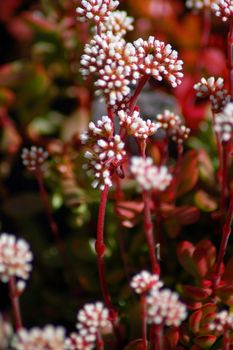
left=9, top=277, right=23, bottom=331
left=228, top=20, right=233, bottom=100
left=213, top=197, right=233, bottom=289
left=141, top=294, right=147, bottom=350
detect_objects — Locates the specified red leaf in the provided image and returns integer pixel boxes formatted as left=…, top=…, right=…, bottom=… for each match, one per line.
left=124, top=339, right=144, bottom=350
left=183, top=285, right=212, bottom=301
left=193, top=240, right=216, bottom=278
left=189, top=309, right=202, bottom=334
left=194, top=335, right=217, bottom=348
left=177, top=241, right=199, bottom=278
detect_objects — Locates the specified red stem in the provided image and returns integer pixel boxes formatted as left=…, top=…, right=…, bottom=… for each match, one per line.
left=227, top=20, right=233, bottom=100
left=129, top=76, right=149, bottom=114
left=95, top=186, right=122, bottom=343
left=155, top=325, right=164, bottom=350
left=9, top=277, right=23, bottom=331
left=220, top=143, right=229, bottom=211
left=95, top=185, right=112, bottom=307
left=213, top=198, right=233, bottom=289
left=201, top=9, right=211, bottom=48
left=223, top=330, right=230, bottom=350
left=35, top=170, right=67, bottom=264
left=96, top=332, right=104, bottom=350
left=141, top=294, right=147, bottom=350
left=143, top=191, right=160, bottom=275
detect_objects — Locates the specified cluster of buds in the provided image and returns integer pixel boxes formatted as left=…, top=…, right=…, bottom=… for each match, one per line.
left=96, top=11, right=134, bottom=37
left=146, top=288, right=187, bottom=327
left=194, top=77, right=230, bottom=113
left=186, top=0, right=215, bottom=10
left=76, top=0, right=119, bottom=23
left=130, top=157, right=172, bottom=192
left=66, top=302, right=112, bottom=350
left=0, top=233, right=33, bottom=284
left=81, top=116, right=126, bottom=190
left=12, top=326, right=65, bottom=350
left=118, top=110, right=158, bottom=139
left=209, top=310, right=233, bottom=333
left=130, top=271, right=163, bottom=294
left=214, top=102, right=233, bottom=142
left=211, top=0, right=233, bottom=21
left=155, top=109, right=190, bottom=144
left=21, top=146, right=48, bottom=172
left=134, top=36, right=183, bottom=88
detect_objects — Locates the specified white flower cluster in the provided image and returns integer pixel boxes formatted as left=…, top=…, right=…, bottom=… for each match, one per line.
left=118, top=110, right=158, bottom=139
left=130, top=271, right=163, bottom=294
left=66, top=302, right=111, bottom=350
left=21, top=146, right=48, bottom=172
left=97, top=11, right=134, bottom=37
left=214, top=102, right=233, bottom=142
left=81, top=115, right=126, bottom=190
left=76, top=0, right=119, bottom=23
left=186, top=0, right=214, bottom=10
left=12, top=326, right=66, bottom=350
left=212, top=0, right=233, bottom=21
left=209, top=310, right=233, bottom=332
left=146, top=288, right=187, bottom=327
left=171, top=125, right=191, bottom=144
left=80, top=33, right=139, bottom=105
left=134, top=36, right=183, bottom=88
left=194, top=77, right=230, bottom=113
left=130, top=157, right=172, bottom=192
left=0, top=233, right=33, bottom=283
left=0, top=315, right=12, bottom=350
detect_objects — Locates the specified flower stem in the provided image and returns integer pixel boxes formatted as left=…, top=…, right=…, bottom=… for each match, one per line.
left=201, top=9, right=211, bottom=48
left=228, top=20, right=233, bottom=100
left=95, top=185, right=122, bottom=343
left=9, top=277, right=23, bottom=331
left=141, top=294, right=147, bottom=350
left=143, top=191, right=160, bottom=275
left=223, top=330, right=230, bottom=350
left=96, top=332, right=104, bottom=350
left=213, top=197, right=233, bottom=289
left=220, top=143, right=229, bottom=211
left=129, top=76, right=149, bottom=114
left=35, top=169, right=67, bottom=265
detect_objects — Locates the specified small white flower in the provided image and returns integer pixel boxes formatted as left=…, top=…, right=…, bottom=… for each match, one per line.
left=209, top=310, right=233, bottom=332
left=97, top=11, right=134, bottom=37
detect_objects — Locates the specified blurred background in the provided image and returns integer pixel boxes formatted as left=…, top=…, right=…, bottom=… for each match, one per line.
left=0, top=0, right=230, bottom=337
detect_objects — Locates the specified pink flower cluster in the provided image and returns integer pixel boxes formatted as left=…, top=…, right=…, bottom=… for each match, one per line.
left=13, top=326, right=65, bottom=350
left=130, top=271, right=163, bottom=294
left=209, top=310, right=233, bottom=332
left=194, top=77, right=230, bottom=113
left=155, top=109, right=190, bottom=144
left=21, top=146, right=48, bottom=172
left=0, top=233, right=33, bottom=283
left=146, top=288, right=187, bottom=327
left=66, top=302, right=111, bottom=350
left=118, top=110, right=158, bottom=139
left=130, top=157, right=172, bottom=192
left=81, top=116, right=126, bottom=190
left=76, top=0, right=119, bottom=23
left=212, top=0, right=233, bottom=21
